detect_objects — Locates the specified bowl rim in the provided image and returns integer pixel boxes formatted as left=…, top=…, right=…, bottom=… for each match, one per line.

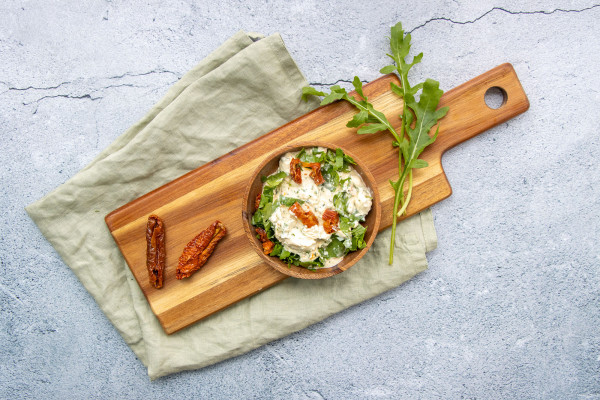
left=241, top=141, right=381, bottom=279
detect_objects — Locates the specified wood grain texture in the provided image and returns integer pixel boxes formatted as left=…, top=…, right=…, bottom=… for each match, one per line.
left=105, top=63, right=529, bottom=334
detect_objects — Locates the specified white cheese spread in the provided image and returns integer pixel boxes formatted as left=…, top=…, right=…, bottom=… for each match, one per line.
left=265, top=147, right=372, bottom=268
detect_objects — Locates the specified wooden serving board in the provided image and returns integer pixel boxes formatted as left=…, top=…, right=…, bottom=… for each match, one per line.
left=106, top=63, right=529, bottom=334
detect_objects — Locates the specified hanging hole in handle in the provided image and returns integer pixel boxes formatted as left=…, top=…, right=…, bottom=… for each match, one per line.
left=484, top=86, right=507, bottom=109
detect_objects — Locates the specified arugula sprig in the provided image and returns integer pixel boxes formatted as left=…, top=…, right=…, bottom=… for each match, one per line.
left=302, top=22, right=448, bottom=264
left=302, top=76, right=401, bottom=142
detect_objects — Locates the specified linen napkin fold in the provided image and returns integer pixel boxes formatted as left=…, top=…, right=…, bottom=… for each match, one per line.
left=26, top=31, right=437, bottom=379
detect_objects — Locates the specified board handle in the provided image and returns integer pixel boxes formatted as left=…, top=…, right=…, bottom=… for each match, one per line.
left=428, top=63, right=530, bottom=158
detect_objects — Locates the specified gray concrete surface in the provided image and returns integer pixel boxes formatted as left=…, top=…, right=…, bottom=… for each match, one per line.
left=1, top=0, right=599, bottom=398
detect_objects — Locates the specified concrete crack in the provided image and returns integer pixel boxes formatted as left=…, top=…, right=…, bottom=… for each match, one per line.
left=308, top=78, right=368, bottom=87
left=24, top=93, right=103, bottom=114
left=107, top=68, right=180, bottom=80
left=95, top=83, right=146, bottom=91
left=13, top=79, right=152, bottom=114
left=23, top=93, right=102, bottom=106
left=410, top=4, right=600, bottom=33
left=2, top=69, right=179, bottom=99
left=0, top=81, right=72, bottom=92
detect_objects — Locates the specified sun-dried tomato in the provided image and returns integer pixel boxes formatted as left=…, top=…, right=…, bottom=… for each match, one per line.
left=255, top=227, right=268, bottom=242
left=255, top=193, right=261, bottom=210
left=321, top=209, right=339, bottom=234
left=289, top=202, right=318, bottom=228
left=290, top=157, right=302, bottom=184
left=262, top=240, right=275, bottom=255
left=176, top=221, right=227, bottom=279
left=146, top=214, right=165, bottom=289
left=255, top=227, right=275, bottom=255
left=301, top=161, right=324, bottom=185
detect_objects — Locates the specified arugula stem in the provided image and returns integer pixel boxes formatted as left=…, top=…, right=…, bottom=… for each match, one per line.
left=397, top=169, right=413, bottom=217
left=389, top=146, right=406, bottom=264
left=389, top=180, right=403, bottom=264
left=389, top=156, right=410, bottom=264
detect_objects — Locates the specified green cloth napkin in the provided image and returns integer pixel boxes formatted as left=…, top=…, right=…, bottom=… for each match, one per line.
left=26, top=31, right=437, bottom=379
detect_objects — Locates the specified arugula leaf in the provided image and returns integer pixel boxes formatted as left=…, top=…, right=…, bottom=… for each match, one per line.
left=346, top=110, right=369, bottom=128
left=352, top=76, right=366, bottom=100
left=269, top=242, right=283, bottom=256
left=261, top=201, right=276, bottom=222
left=298, top=148, right=325, bottom=163
left=301, top=87, right=326, bottom=101
left=339, top=177, right=351, bottom=187
left=251, top=209, right=263, bottom=226
left=298, top=259, right=324, bottom=270
left=343, top=153, right=356, bottom=165
left=321, top=85, right=347, bottom=105
left=321, top=163, right=339, bottom=188
left=296, top=148, right=307, bottom=161
left=411, top=159, right=429, bottom=169
left=279, top=196, right=305, bottom=207
left=280, top=248, right=291, bottom=259
left=333, top=192, right=350, bottom=216
left=350, top=224, right=367, bottom=251
left=258, top=186, right=273, bottom=209
left=357, top=123, right=388, bottom=134
left=320, top=148, right=355, bottom=188
left=339, top=215, right=353, bottom=233
left=334, top=148, right=344, bottom=170
left=405, top=79, right=447, bottom=164
left=301, top=21, right=448, bottom=264
left=262, top=171, right=286, bottom=188
left=257, top=170, right=288, bottom=209
left=269, top=243, right=291, bottom=260
left=321, top=236, right=346, bottom=259
left=270, top=243, right=304, bottom=266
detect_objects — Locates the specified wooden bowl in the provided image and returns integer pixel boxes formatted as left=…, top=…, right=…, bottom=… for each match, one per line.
left=242, top=142, right=381, bottom=279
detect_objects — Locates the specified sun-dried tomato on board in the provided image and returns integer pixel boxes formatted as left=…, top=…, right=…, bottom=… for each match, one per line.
left=255, top=227, right=275, bottom=255
left=321, top=209, right=339, bottom=234
left=176, top=220, right=227, bottom=279
left=289, top=201, right=318, bottom=228
left=146, top=214, right=165, bottom=289
left=290, top=157, right=302, bottom=184
left=301, top=161, right=324, bottom=185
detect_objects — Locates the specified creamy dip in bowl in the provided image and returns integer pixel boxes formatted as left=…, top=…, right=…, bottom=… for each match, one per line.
left=242, top=143, right=381, bottom=279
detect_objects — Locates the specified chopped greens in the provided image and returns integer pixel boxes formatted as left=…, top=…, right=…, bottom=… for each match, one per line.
left=301, top=22, right=448, bottom=264
left=321, top=236, right=346, bottom=259
left=333, top=192, right=350, bottom=216
left=261, top=171, right=286, bottom=186
left=279, top=196, right=305, bottom=207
